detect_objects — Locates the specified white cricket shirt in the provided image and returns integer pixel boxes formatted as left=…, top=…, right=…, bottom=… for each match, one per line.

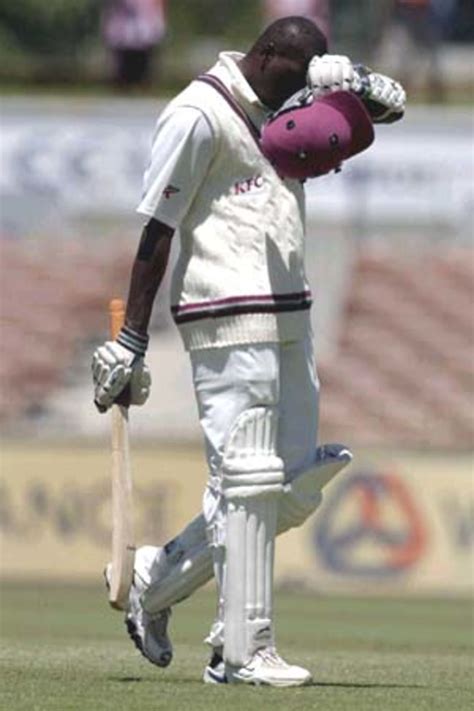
left=137, top=107, right=215, bottom=229
left=136, top=52, right=312, bottom=351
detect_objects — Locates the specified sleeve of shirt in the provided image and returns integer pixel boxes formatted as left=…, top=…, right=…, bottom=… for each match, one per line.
left=136, top=106, right=215, bottom=229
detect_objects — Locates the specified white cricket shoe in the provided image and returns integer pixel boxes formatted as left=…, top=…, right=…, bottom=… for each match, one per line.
left=104, top=546, right=173, bottom=668
left=226, top=647, right=312, bottom=687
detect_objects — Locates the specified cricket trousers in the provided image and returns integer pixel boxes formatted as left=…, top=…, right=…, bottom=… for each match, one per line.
left=189, top=337, right=320, bottom=647
left=191, top=336, right=320, bottom=529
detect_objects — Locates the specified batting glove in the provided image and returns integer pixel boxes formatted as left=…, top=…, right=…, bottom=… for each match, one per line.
left=354, top=65, right=406, bottom=123
left=307, top=54, right=359, bottom=97
left=92, top=326, right=151, bottom=413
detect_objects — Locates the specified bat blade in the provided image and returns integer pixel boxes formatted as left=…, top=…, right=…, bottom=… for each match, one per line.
left=107, top=299, right=135, bottom=611
left=108, top=403, right=135, bottom=610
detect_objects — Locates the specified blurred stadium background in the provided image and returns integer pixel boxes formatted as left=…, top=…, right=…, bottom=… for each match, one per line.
left=0, top=1, right=473, bottom=599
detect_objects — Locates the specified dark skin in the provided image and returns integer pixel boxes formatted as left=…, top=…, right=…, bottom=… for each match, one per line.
left=124, top=219, right=174, bottom=334
left=239, top=40, right=321, bottom=111
left=123, top=24, right=326, bottom=341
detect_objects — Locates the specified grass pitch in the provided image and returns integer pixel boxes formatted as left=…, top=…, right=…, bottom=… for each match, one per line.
left=0, top=583, right=472, bottom=711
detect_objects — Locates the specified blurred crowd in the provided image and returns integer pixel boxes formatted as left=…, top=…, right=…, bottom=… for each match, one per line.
left=0, top=0, right=471, bottom=97
left=374, top=0, right=460, bottom=102
left=99, top=0, right=468, bottom=101
left=102, top=0, right=167, bottom=87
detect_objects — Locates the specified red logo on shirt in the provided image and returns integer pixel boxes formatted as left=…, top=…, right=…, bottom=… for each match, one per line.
left=163, top=185, right=180, bottom=199
left=234, top=175, right=264, bottom=195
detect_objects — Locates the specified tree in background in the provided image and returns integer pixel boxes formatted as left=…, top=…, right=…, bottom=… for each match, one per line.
left=0, top=0, right=99, bottom=80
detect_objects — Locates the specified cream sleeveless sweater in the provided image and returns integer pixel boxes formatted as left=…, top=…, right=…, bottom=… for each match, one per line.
left=168, top=52, right=312, bottom=351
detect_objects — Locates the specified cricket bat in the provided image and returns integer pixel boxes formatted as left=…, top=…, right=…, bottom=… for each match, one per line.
left=108, top=298, right=136, bottom=610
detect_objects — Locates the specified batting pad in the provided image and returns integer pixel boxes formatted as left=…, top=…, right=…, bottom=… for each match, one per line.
left=141, top=539, right=213, bottom=615
left=221, top=407, right=285, bottom=499
left=140, top=514, right=213, bottom=615
left=221, top=407, right=284, bottom=667
left=224, top=495, right=279, bottom=666
left=278, top=443, right=353, bottom=533
left=140, top=443, right=351, bottom=618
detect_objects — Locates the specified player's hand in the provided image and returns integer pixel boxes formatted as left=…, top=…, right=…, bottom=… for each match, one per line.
left=307, top=54, right=357, bottom=97
left=354, top=65, right=406, bottom=123
left=92, top=340, right=151, bottom=413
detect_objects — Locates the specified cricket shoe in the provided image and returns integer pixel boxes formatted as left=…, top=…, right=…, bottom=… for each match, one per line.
left=104, top=546, right=173, bottom=668
left=203, top=648, right=227, bottom=684
left=225, top=647, right=312, bottom=687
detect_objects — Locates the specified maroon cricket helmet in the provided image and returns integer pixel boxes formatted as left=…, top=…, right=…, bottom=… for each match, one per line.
left=260, top=91, right=374, bottom=180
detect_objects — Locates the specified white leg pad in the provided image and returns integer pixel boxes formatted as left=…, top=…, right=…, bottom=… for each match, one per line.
left=141, top=515, right=213, bottom=615
left=224, top=495, right=278, bottom=666
left=140, top=444, right=351, bottom=619
left=222, top=407, right=284, bottom=668
left=278, top=443, right=352, bottom=533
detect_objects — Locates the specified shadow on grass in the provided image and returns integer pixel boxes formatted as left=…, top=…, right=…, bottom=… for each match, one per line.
left=111, top=676, right=429, bottom=690
left=312, top=682, right=427, bottom=690
left=111, top=676, right=199, bottom=685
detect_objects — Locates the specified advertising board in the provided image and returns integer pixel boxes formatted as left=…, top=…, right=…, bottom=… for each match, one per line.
left=1, top=445, right=472, bottom=596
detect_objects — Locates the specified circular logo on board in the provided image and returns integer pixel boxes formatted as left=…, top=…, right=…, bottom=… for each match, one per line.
left=314, top=471, right=427, bottom=577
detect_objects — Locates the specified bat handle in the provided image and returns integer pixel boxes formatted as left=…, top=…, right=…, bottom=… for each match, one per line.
left=109, top=298, right=125, bottom=339
left=108, top=298, right=132, bottom=408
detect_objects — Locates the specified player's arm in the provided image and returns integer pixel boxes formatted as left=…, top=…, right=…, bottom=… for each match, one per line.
left=91, top=218, right=174, bottom=412
left=92, top=106, right=215, bottom=412
left=125, top=218, right=174, bottom=334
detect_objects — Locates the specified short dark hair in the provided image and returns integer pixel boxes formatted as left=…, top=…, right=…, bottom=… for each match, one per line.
left=251, top=16, right=327, bottom=58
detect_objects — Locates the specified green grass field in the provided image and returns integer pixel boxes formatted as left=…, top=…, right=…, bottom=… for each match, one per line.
left=1, top=583, right=472, bottom=711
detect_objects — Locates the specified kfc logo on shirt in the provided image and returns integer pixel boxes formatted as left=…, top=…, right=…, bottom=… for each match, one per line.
left=234, top=175, right=264, bottom=195
left=163, top=184, right=180, bottom=199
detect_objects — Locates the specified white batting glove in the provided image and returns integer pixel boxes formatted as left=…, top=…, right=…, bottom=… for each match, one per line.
left=354, top=65, right=406, bottom=122
left=307, top=54, right=359, bottom=97
left=92, top=328, right=151, bottom=412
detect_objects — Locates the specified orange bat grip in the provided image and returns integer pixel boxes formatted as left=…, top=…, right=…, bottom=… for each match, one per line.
left=109, top=298, right=126, bottom=339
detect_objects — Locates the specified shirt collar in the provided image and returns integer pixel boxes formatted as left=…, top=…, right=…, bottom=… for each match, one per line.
left=207, top=51, right=270, bottom=125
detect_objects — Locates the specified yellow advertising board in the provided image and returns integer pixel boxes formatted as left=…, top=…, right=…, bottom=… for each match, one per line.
left=0, top=444, right=206, bottom=581
left=1, top=443, right=473, bottom=596
left=280, top=449, right=474, bottom=596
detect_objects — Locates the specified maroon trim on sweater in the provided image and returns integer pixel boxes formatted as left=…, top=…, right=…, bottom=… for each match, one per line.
left=171, top=290, right=313, bottom=324
left=196, top=73, right=263, bottom=151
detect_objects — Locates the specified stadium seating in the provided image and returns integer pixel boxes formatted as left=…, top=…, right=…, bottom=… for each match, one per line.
left=0, top=238, right=134, bottom=423
left=319, top=248, right=474, bottom=448
left=1, top=240, right=472, bottom=449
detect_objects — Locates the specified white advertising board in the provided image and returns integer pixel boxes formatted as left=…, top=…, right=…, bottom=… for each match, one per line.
left=1, top=100, right=472, bottom=231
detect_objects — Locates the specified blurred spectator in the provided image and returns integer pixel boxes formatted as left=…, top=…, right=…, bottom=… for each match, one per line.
left=262, top=0, right=330, bottom=41
left=102, top=0, right=167, bottom=88
left=377, top=0, right=457, bottom=102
